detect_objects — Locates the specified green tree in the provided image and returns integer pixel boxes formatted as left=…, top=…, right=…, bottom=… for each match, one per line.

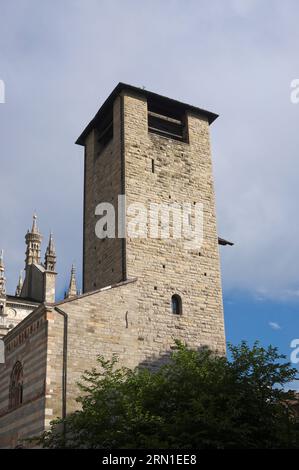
left=37, top=341, right=299, bottom=449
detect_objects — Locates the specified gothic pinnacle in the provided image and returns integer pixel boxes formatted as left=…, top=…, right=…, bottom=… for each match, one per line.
left=65, top=264, right=78, bottom=298
left=31, top=213, right=39, bottom=234
left=46, top=232, right=55, bottom=255
left=15, top=271, right=23, bottom=297
left=0, top=250, right=4, bottom=270
left=44, top=232, right=56, bottom=271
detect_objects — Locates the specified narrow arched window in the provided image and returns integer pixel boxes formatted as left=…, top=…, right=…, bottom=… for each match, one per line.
left=9, top=361, right=23, bottom=409
left=171, top=294, right=182, bottom=315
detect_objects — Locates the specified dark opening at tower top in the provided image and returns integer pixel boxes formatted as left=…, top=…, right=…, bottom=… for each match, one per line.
left=76, top=82, right=218, bottom=146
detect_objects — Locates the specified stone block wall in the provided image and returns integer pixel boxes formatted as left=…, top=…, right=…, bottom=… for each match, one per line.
left=123, top=92, right=226, bottom=356
left=45, top=279, right=139, bottom=418
left=83, top=97, right=124, bottom=292
left=0, top=308, right=47, bottom=447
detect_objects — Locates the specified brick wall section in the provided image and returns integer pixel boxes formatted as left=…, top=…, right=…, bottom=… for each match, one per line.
left=123, top=92, right=226, bottom=356
left=0, top=308, right=47, bottom=447
left=0, top=281, right=141, bottom=447
left=45, top=280, right=139, bottom=417
left=44, top=272, right=56, bottom=303
left=0, top=398, right=45, bottom=448
left=83, top=97, right=124, bottom=292
left=44, top=309, right=64, bottom=426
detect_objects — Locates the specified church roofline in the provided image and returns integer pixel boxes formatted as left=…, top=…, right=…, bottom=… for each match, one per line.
left=6, top=295, right=41, bottom=305
left=75, top=82, right=219, bottom=146
left=32, top=263, right=46, bottom=273
left=53, top=277, right=138, bottom=306
left=2, top=303, right=45, bottom=343
left=2, top=278, right=138, bottom=343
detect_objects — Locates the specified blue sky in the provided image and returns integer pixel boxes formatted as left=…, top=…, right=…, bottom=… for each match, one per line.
left=0, top=0, right=299, bottom=377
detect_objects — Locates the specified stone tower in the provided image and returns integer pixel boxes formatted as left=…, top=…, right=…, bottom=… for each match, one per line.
left=76, top=83, right=226, bottom=354
left=21, top=215, right=57, bottom=303
left=25, top=214, right=42, bottom=267
left=0, top=84, right=231, bottom=448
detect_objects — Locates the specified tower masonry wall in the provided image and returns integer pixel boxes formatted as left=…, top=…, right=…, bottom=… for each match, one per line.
left=83, top=96, right=124, bottom=292
left=122, top=92, right=225, bottom=357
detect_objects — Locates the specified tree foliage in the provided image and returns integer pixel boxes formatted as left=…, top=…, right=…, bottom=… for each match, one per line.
left=37, top=341, right=299, bottom=449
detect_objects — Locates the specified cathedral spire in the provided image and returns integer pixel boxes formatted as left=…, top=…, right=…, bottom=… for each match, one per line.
left=0, top=249, right=6, bottom=297
left=15, top=271, right=23, bottom=297
left=31, top=213, right=39, bottom=233
left=25, top=213, right=43, bottom=267
left=65, top=264, right=78, bottom=299
left=44, top=232, right=56, bottom=271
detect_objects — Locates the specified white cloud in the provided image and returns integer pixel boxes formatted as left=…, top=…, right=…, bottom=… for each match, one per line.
left=269, top=322, right=281, bottom=331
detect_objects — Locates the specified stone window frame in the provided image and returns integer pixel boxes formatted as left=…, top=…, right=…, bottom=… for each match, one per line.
left=9, top=361, right=23, bottom=409
left=171, top=294, right=182, bottom=315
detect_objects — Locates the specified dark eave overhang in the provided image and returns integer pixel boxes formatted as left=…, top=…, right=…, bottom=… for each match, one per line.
left=75, top=82, right=219, bottom=146
left=6, top=295, right=41, bottom=305
left=218, top=237, right=234, bottom=246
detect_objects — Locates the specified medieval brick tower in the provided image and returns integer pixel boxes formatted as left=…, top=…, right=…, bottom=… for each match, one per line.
left=0, top=83, right=230, bottom=448
left=76, top=83, right=226, bottom=356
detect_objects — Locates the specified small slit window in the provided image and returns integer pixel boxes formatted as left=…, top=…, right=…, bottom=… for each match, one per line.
left=9, top=361, right=23, bottom=409
left=171, top=294, right=182, bottom=315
